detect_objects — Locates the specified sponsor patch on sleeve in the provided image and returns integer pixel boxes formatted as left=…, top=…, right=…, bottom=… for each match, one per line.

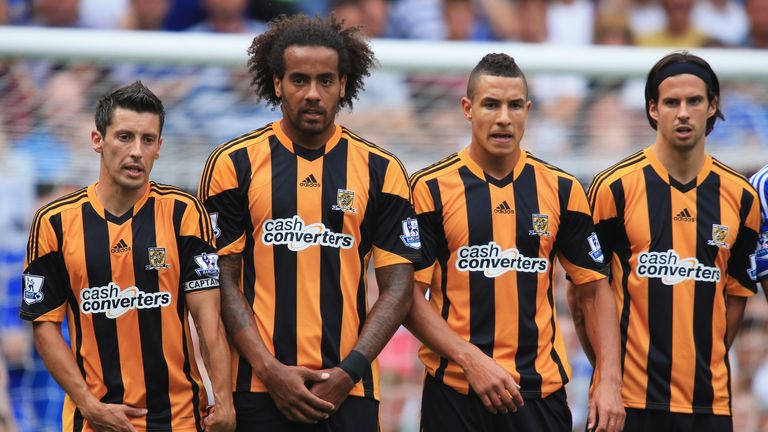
left=587, top=232, right=604, bottom=263
left=400, top=218, right=421, bottom=250
left=23, top=274, right=45, bottom=305
left=194, top=253, right=220, bottom=279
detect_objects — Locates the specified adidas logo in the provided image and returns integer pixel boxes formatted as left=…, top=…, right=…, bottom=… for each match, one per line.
left=110, top=239, right=130, bottom=254
left=493, top=201, right=514, bottom=214
left=673, top=208, right=696, bottom=222
left=300, top=174, right=320, bottom=187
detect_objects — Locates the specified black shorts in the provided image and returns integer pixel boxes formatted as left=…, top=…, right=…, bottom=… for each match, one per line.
left=621, top=408, right=731, bottom=432
left=233, top=391, right=379, bottom=432
left=420, top=373, right=572, bottom=432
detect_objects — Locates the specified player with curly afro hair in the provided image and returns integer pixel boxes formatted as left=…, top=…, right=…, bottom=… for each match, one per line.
left=247, top=14, right=375, bottom=110
left=199, top=12, right=421, bottom=432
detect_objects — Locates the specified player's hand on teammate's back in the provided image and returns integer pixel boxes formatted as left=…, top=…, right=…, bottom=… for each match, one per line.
left=588, top=378, right=625, bottom=432
left=82, top=402, right=146, bottom=432
left=308, top=367, right=356, bottom=415
left=203, top=404, right=236, bottom=432
left=461, top=345, right=524, bottom=414
left=262, top=363, right=335, bottom=423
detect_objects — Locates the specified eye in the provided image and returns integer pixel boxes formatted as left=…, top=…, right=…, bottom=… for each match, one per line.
left=321, top=77, right=333, bottom=86
left=664, top=99, right=679, bottom=107
left=292, top=76, right=305, bottom=85
left=118, top=133, right=131, bottom=142
left=484, top=101, right=498, bottom=109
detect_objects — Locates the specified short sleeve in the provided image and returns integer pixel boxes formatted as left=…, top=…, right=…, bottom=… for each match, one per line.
left=411, top=176, right=440, bottom=284
left=726, top=187, right=761, bottom=295
left=556, top=178, right=608, bottom=285
left=198, top=148, right=247, bottom=256
left=371, top=157, right=422, bottom=268
left=20, top=213, right=68, bottom=322
left=178, top=197, right=220, bottom=293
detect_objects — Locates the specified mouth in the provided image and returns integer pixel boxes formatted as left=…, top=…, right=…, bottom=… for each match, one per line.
left=302, top=108, right=325, bottom=122
left=123, top=164, right=144, bottom=179
left=674, top=125, right=693, bottom=139
left=490, top=132, right=514, bottom=143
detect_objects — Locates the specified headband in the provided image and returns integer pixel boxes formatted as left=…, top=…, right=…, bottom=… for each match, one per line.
left=652, top=61, right=715, bottom=93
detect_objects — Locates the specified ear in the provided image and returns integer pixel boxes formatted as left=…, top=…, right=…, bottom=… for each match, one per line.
left=707, top=96, right=717, bottom=119
left=91, top=129, right=104, bottom=154
left=154, top=137, right=163, bottom=160
left=273, top=74, right=282, bottom=99
left=461, top=96, right=472, bottom=120
left=340, top=75, right=347, bottom=99
left=648, top=99, right=659, bottom=122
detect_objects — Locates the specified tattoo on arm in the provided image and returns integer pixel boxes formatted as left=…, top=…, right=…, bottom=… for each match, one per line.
left=218, top=254, right=258, bottom=337
left=353, top=263, right=414, bottom=361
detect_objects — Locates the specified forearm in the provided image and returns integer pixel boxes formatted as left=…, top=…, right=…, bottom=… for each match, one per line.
left=33, top=322, right=99, bottom=411
left=218, top=254, right=280, bottom=378
left=566, top=281, right=596, bottom=366
left=725, top=295, right=747, bottom=350
left=351, top=264, right=413, bottom=361
left=403, top=282, right=481, bottom=369
left=187, top=291, right=233, bottom=407
left=578, top=279, right=621, bottom=383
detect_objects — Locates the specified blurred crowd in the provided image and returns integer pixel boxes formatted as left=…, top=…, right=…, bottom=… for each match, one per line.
left=2, top=0, right=768, bottom=431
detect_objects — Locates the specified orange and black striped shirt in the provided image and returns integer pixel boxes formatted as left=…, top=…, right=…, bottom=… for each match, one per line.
left=411, top=148, right=606, bottom=398
left=588, top=147, right=760, bottom=415
left=20, top=182, right=219, bottom=432
left=198, top=121, right=420, bottom=400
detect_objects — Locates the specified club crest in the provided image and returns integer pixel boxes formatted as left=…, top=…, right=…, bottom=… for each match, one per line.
left=529, top=213, right=551, bottom=237
left=331, top=189, right=356, bottom=213
left=146, top=247, right=170, bottom=270
left=707, top=224, right=729, bottom=249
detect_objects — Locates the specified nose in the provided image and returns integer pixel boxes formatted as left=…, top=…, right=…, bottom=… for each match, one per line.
left=677, top=102, right=690, bottom=121
left=305, top=80, right=321, bottom=103
left=496, top=105, right=512, bottom=126
left=128, top=137, right=143, bottom=158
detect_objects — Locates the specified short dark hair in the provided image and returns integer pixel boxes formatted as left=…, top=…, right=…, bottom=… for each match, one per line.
left=467, top=53, right=528, bottom=100
left=247, top=14, right=375, bottom=110
left=94, top=81, right=165, bottom=136
left=644, top=51, right=724, bottom=135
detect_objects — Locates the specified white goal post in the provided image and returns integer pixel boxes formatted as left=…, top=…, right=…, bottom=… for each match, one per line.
left=1, top=26, right=766, bottom=186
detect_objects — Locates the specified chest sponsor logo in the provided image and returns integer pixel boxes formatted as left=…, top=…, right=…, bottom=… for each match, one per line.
left=80, top=282, right=172, bottom=319
left=707, top=224, right=730, bottom=249
left=529, top=213, right=551, bottom=237
left=145, top=247, right=170, bottom=270
left=23, top=274, right=45, bottom=305
left=209, top=212, right=221, bottom=238
left=262, top=215, right=355, bottom=251
left=455, top=242, right=549, bottom=277
left=635, top=250, right=721, bottom=285
left=400, top=217, right=421, bottom=249
left=194, top=253, right=220, bottom=278
left=331, top=189, right=356, bottom=213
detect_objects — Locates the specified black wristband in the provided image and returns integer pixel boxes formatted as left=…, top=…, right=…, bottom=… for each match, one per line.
left=338, top=350, right=368, bottom=383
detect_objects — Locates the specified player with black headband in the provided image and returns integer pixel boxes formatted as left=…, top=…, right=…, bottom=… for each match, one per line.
left=568, top=51, right=761, bottom=431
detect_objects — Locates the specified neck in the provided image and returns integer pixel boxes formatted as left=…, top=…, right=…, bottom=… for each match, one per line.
left=95, top=179, right=148, bottom=217
left=467, top=144, right=521, bottom=180
left=280, top=120, right=335, bottom=150
left=651, top=138, right=706, bottom=184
